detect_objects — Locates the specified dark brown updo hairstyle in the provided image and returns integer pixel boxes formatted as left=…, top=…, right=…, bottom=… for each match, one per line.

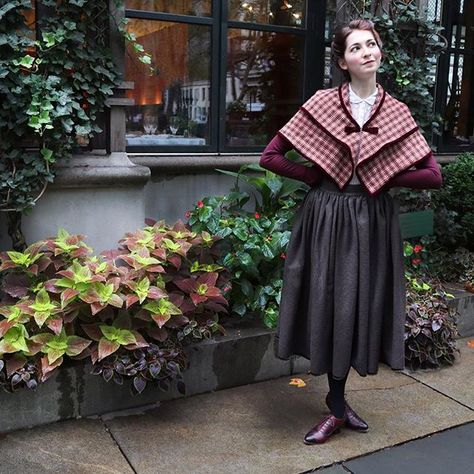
left=331, top=19, right=383, bottom=81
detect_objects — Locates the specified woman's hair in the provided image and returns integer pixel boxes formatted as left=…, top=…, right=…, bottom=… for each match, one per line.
left=331, top=19, right=383, bottom=81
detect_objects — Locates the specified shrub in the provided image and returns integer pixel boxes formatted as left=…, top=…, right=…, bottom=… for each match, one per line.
left=404, top=276, right=459, bottom=370
left=187, top=163, right=307, bottom=328
left=0, top=222, right=229, bottom=394
left=431, top=153, right=474, bottom=251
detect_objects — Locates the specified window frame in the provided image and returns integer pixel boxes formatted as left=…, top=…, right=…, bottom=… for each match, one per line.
left=124, top=1, right=326, bottom=154
left=434, top=0, right=474, bottom=153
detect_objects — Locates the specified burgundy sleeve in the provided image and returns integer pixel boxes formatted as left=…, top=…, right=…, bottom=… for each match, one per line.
left=385, top=153, right=443, bottom=189
left=259, top=134, right=323, bottom=187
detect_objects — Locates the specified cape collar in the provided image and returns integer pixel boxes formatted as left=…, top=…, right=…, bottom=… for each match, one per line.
left=338, top=82, right=386, bottom=133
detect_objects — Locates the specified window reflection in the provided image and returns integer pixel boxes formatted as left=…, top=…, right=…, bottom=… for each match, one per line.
left=226, top=28, right=304, bottom=146
left=228, top=0, right=305, bottom=28
left=124, top=20, right=211, bottom=147
left=125, top=0, right=211, bottom=17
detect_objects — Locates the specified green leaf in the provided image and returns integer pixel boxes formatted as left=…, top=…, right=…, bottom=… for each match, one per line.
left=40, top=147, right=54, bottom=162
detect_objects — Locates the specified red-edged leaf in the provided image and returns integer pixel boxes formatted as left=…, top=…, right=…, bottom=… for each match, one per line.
left=108, top=294, right=123, bottom=309
left=91, top=302, right=106, bottom=315
left=46, top=317, right=63, bottom=335
left=126, top=294, right=139, bottom=309
left=6, top=354, right=27, bottom=377
left=151, top=313, right=171, bottom=328
left=145, top=217, right=157, bottom=226
left=205, top=287, right=222, bottom=297
left=44, top=279, right=62, bottom=293
left=81, top=323, right=102, bottom=341
left=147, top=327, right=168, bottom=342
left=167, top=254, right=182, bottom=269
left=0, top=319, right=15, bottom=337
left=3, top=274, right=30, bottom=298
left=40, top=355, right=63, bottom=382
left=98, top=338, right=120, bottom=361
left=90, top=345, right=99, bottom=364
left=124, top=331, right=149, bottom=350
left=37, top=256, right=51, bottom=272
left=135, top=309, right=152, bottom=321
left=191, top=293, right=207, bottom=305
left=151, top=248, right=166, bottom=259
left=61, top=288, right=80, bottom=307
left=66, top=336, right=92, bottom=357
left=57, top=269, right=75, bottom=279
left=209, top=294, right=229, bottom=306
left=147, top=265, right=165, bottom=273
left=197, top=272, right=218, bottom=286
left=174, top=278, right=196, bottom=293
left=147, top=286, right=167, bottom=300
left=71, top=247, right=90, bottom=258
left=164, top=314, right=189, bottom=328
left=100, top=249, right=124, bottom=261
left=30, top=333, right=54, bottom=345
left=26, top=340, right=43, bottom=356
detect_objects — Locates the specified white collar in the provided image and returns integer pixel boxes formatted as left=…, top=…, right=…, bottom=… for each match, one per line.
left=348, top=83, right=377, bottom=106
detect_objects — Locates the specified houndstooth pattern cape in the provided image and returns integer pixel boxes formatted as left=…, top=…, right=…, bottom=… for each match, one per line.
left=278, top=82, right=432, bottom=194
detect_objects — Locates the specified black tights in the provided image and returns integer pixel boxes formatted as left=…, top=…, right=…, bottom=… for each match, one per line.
left=327, top=371, right=349, bottom=419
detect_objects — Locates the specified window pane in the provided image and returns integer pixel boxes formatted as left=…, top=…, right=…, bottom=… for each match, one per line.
left=125, top=0, right=211, bottom=16
left=443, top=53, right=474, bottom=147
left=124, top=20, right=211, bottom=147
left=225, top=28, right=304, bottom=147
left=228, top=0, right=305, bottom=28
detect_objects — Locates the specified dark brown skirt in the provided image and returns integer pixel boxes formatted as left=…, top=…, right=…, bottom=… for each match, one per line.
left=275, top=178, right=406, bottom=379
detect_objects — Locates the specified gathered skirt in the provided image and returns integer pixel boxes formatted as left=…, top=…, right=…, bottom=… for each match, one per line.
left=275, top=178, right=406, bottom=379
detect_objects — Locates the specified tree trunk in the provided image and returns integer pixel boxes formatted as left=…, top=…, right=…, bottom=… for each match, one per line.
left=6, top=212, right=27, bottom=251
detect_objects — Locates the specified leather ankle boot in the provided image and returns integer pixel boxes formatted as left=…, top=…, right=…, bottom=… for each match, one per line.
left=325, top=393, right=369, bottom=432
left=304, top=414, right=345, bottom=444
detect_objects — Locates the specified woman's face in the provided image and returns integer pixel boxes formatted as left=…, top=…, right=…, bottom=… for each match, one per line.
left=338, top=29, right=382, bottom=81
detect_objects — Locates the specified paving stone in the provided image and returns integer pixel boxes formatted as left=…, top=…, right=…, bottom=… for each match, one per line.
left=344, top=422, right=474, bottom=474
left=403, top=337, right=474, bottom=409
left=0, top=419, right=133, bottom=474
left=104, top=365, right=474, bottom=474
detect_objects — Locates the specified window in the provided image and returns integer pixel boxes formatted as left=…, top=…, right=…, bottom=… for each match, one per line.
left=435, top=0, right=474, bottom=152
left=124, top=1, right=325, bottom=152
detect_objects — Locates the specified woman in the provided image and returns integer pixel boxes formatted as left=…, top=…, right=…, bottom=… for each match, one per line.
left=259, top=19, right=442, bottom=445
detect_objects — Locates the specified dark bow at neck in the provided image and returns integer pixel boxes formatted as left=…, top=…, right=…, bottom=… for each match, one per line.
left=344, top=125, right=379, bottom=135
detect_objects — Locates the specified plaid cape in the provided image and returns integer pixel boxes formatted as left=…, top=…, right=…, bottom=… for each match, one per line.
left=278, top=82, right=432, bottom=194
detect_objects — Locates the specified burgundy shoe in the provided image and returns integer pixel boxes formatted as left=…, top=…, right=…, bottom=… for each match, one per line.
left=325, top=393, right=369, bottom=432
left=303, top=414, right=345, bottom=445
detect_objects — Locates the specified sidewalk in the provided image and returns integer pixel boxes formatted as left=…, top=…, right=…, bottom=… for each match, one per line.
left=0, top=338, right=473, bottom=474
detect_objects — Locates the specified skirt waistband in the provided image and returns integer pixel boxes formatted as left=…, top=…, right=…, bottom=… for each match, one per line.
left=318, top=177, right=368, bottom=195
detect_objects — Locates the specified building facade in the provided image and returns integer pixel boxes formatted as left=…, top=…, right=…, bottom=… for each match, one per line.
left=0, top=0, right=472, bottom=251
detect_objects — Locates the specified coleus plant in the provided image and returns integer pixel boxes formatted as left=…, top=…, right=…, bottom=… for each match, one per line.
left=0, top=221, right=229, bottom=394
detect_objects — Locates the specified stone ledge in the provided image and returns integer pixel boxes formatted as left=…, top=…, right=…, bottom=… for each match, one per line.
left=52, top=152, right=150, bottom=188
left=129, top=153, right=261, bottom=174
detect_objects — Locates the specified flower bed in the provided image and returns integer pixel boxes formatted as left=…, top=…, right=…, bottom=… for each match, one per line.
left=0, top=222, right=230, bottom=395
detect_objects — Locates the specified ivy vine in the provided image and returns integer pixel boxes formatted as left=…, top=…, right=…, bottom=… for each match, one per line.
left=361, top=0, right=447, bottom=138
left=0, top=0, right=152, bottom=250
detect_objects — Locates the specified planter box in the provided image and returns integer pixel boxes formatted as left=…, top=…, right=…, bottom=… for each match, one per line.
left=399, top=210, right=434, bottom=239
left=0, top=318, right=308, bottom=434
